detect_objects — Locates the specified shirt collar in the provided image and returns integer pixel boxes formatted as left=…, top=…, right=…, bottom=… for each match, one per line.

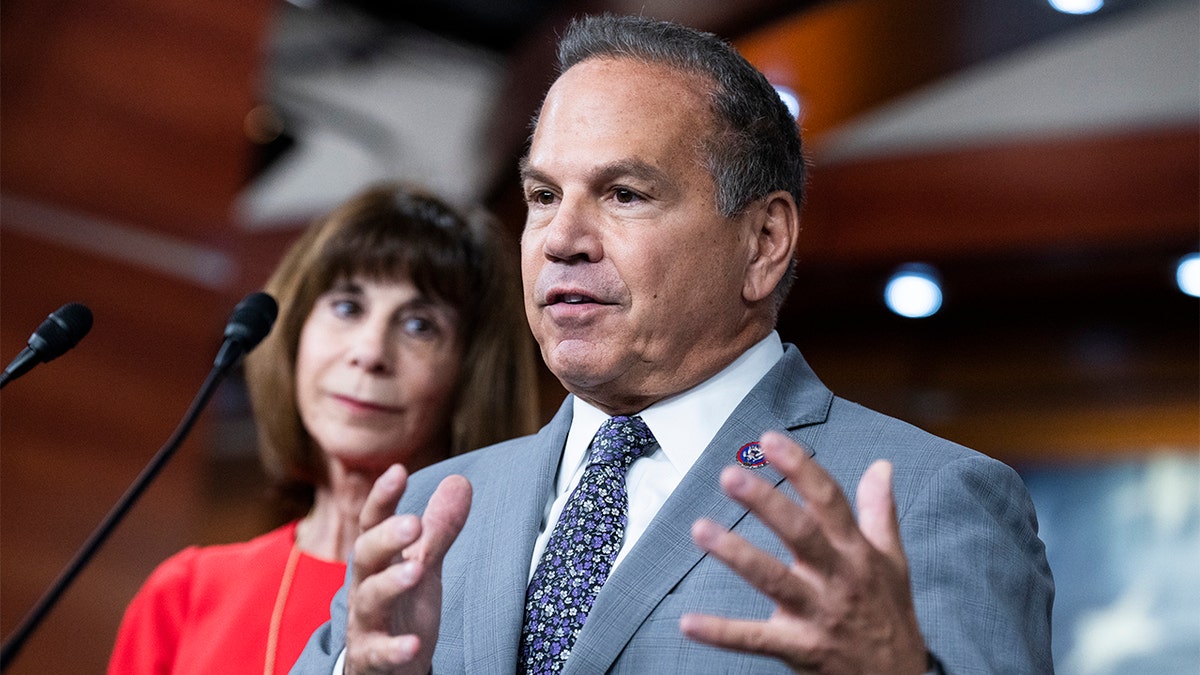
left=564, top=331, right=784, bottom=476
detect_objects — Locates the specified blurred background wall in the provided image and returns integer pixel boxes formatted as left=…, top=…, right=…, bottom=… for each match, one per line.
left=2, top=0, right=1196, bottom=672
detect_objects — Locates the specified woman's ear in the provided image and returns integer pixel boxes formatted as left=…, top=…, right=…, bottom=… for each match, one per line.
left=743, top=191, right=800, bottom=304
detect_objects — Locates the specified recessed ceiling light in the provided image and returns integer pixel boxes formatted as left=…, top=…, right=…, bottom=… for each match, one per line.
left=1048, top=0, right=1104, bottom=16
left=885, top=264, right=944, bottom=319
left=773, top=84, right=803, bottom=121
left=1177, top=252, right=1200, bottom=298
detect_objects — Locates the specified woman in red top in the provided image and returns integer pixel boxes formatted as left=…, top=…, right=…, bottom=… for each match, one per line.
left=109, top=183, right=540, bottom=674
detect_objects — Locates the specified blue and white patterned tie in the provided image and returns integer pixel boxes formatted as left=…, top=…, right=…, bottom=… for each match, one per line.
left=518, top=415, right=656, bottom=674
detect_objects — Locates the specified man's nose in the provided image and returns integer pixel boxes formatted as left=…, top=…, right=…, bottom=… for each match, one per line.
left=541, top=196, right=602, bottom=263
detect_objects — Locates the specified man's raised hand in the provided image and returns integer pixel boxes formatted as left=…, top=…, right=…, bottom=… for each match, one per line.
left=346, top=465, right=472, bottom=675
left=682, top=432, right=928, bottom=675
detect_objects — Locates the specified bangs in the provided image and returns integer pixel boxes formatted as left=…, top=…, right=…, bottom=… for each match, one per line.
left=314, top=201, right=479, bottom=316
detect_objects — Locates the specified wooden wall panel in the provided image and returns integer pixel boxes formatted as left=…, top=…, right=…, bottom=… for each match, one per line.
left=0, top=0, right=271, bottom=238
left=0, top=230, right=226, bottom=673
left=1, top=0, right=274, bottom=671
left=801, top=127, right=1200, bottom=265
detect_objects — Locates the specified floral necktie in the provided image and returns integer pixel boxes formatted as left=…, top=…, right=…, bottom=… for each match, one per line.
left=518, top=415, right=656, bottom=674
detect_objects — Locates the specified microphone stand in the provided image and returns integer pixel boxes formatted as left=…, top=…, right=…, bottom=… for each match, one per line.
left=0, top=350, right=244, bottom=670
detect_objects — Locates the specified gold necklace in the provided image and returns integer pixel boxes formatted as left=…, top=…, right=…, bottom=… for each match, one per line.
left=264, top=541, right=302, bottom=675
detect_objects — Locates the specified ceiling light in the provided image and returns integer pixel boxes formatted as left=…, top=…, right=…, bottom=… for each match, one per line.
left=1177, top=253, right=1200, bottom=297
left=1048, top=0, right=1104, bottom=15
left=885, top=264, right=943, bottom=318
left=773, top=84, right=803, bottom=120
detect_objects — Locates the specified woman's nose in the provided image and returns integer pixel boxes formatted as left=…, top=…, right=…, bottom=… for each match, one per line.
left=346, top=323, right=393, bottom=374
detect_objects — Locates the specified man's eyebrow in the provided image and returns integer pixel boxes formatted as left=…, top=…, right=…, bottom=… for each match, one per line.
left=519, top=158, right=674, bottom=189
left=593, top=159, right=672, bottom=188
left=518, top=156, right=549, bottom=185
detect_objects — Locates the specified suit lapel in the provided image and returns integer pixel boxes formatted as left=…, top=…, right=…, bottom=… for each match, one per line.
left=458, top=400, right=574, bottom=672
left=564, top=347, right=832, bottom=673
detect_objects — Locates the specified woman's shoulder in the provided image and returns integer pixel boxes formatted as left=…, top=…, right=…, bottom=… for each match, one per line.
left=141, top=522, right=298, bottom=593
left=198, top=521, right=297, bottom=558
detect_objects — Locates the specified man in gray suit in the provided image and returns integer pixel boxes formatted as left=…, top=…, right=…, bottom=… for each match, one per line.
left=294, top=14, right=1053, bottom=674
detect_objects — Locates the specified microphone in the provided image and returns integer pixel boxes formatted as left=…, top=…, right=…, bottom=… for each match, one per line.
left=213, top=291, right=278, bottom=372
left=0, top=303, right=93, bottom=389
left=0, top=292, right=277, bottom=670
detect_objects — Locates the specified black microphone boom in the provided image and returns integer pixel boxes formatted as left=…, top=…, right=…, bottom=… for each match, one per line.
left=0, top=292, right=278, bottom=670
left=0, top=303, right=93, bottom=389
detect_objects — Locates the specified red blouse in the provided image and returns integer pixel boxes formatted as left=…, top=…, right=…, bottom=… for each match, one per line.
left=109, top=521, right=346, bottom=675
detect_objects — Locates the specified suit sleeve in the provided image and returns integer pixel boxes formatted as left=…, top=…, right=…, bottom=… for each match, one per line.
left=899, top=454, right=1054, bottom=674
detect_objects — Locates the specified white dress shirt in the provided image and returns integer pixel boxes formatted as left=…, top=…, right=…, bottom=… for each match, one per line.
left=527, top=331, right=784, bottom=579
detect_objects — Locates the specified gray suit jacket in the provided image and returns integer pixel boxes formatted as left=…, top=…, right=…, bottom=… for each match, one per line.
left=293, top=345, right=1053, bottom=674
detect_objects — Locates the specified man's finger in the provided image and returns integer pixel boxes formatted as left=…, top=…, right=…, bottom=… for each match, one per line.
left=856, top=460, right=906, bottom=567
left=346, top=632, right=421, bottom=674
left=717, top=466, right=838, bottom=575
left=760, top=432, right=860, bottom=542
left=407, top=475, right=472, bottom=565
left=353, top=514, right=422, bottom=579
left=692, top=518, right=813, bottom=611
left=360, top=464, right=408, bottom=533
left=352, top=558, right=428, bottom=619
left=680, top=612, right=814, bottom=664
left=352, top=558, right=418, bottom=621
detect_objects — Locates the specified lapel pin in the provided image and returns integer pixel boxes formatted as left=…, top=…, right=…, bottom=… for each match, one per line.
left=736, top=442, right=768, bottom=470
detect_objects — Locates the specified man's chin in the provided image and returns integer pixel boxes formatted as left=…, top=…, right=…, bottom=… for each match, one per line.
left=549, top=362, right=609, bottom=394
left=546, top=354, right=649, bottom=415
left=545, top=338, right=605, bottom=371
left=547, top=354, right=615, bottom=395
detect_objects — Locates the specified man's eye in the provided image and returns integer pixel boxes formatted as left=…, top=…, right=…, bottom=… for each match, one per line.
left=613, top=188, right=640, bottom=204
left=529, top=189, right=556, bottom=205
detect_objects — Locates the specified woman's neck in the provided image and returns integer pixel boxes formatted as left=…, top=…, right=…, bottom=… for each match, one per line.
left=294, top=462, right=380, bottom=562
left=293, top=447, right=449, bottom=561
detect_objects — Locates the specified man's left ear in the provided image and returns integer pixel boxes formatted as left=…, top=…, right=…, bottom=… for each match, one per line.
left=743, top=191, right=800, bottom=303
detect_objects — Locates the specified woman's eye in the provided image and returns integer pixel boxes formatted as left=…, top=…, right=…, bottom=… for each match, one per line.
left=402, top=316, right=435, bottom=336
left=330, top=298, right=362, bottom=317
